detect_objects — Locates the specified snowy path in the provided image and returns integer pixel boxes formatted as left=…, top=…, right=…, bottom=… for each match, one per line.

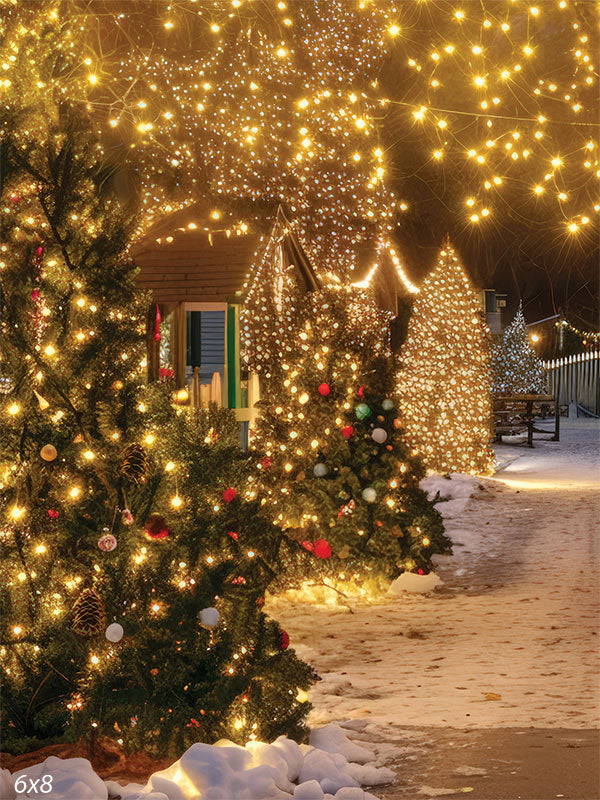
left=268, top=419, right=600, bottom=732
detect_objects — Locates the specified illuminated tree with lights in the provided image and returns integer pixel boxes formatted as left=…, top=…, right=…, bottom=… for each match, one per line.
left=249, top=285, right=450, bottom=589
left=397, top=242, right=495, bottom=476
left=491, top=304, right=546, bottom=394
left=0, top=21, right=314, bottom=755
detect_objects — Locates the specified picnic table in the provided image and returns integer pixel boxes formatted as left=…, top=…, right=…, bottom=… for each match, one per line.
left=493, top=393, right=559, bottom=447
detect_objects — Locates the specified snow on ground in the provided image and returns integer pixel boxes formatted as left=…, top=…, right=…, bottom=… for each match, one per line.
left=0, top=725, right=392, bottom=800
left=268, top=418, right=600, bottom=731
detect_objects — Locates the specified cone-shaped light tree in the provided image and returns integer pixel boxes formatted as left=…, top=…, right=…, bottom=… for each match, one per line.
left=491, top=304, right=546, bottom=394
left=0, top=15, right=314, bottom=756
left=397, top=241, right=495, bottom=476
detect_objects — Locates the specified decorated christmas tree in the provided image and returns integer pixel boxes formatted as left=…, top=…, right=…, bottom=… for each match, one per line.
left=249, top=285, right=451, bottom=590
left=491, top=304, right=546, bottom=394
left=0, top=28, right=314, bottom=756
left=397, top=241, right=495, bottom=476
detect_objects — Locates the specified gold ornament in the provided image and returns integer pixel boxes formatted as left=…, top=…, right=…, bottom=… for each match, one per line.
left=40, top=444, right=57, bottom=461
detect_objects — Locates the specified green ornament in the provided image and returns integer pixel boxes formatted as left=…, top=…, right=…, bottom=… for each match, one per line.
left=355, top=403, right=371, bottom=420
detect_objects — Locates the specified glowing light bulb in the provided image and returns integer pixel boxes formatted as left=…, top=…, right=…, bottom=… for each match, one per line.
left=171, top=495, right=182, bottom=508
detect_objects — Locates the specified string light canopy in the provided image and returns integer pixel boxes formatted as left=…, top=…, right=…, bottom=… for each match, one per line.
left=2, top=0, right=595, bottom=292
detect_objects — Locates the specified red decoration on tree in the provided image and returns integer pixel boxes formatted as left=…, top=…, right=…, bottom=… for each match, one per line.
left=318, top=383, right=330, bottom=396
left=154, top=304, right=161, bottom=342
left=313, top=539, right=332, bottom=559
left=280, top=630, right=290, bottom=650
left=144, top=513, right=170, bottom=540
left=222, top=488, right=237, bottom=503
left=341, top=425, right=354, bottom=439
left=301, top=541, right=314, bottom=552
left=227, top=531, right=239, bottom=540
left=337, top=499, right=356, bottom=518
left=259, top=456, right=272, bottom=470
left=47, top=509, right=60, bottom=519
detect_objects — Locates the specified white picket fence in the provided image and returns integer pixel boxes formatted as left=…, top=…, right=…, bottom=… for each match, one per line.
left=544, top=349, right=600, bottom=416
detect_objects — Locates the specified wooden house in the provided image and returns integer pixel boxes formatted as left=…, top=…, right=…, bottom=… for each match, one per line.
left=132, top=203, right=319, bottom=430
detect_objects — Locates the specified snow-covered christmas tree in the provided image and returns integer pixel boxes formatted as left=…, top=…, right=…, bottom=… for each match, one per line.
left=397, top=241, right=495, bottom=476
left=491, top=304, right=546, bottom=394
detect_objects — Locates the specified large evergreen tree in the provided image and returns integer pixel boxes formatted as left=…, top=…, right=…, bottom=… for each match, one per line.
left=0, top=16, right=314, bottom=757
left=249, top=284, right=451, bottom=590
left=491, top=303, right=546, bottom=394
left=397, top=241, right=495, bottom=476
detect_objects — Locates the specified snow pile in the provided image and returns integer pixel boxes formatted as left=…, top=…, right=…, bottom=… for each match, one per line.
left=388, top=571, right=443, bottom=595
left=1, top=725, right=393, bottom=800
left=420, top=473, right=481, bottom=520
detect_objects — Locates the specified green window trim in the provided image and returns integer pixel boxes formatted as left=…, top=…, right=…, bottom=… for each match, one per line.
left=227, top=305, right=238, bottom=409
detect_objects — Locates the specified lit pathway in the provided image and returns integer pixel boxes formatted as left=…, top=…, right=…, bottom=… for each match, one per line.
left=268, top=419, right=600, bottom=731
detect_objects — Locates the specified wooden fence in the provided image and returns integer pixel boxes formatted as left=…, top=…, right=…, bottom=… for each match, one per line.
left=544, top=350, right=600, bottom=416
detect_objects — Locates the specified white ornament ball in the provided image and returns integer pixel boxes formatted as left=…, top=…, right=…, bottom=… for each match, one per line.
left=382, top=399, right=395, bottom=411
left=105, top=623, right=124, bottom=643
left=371, top=427, right=388, bottom=444
left=313, top=463, right=328, bottom=477
left=200, top=607, right=220, bottom=629
left=362, top=487, right=377, bottom=503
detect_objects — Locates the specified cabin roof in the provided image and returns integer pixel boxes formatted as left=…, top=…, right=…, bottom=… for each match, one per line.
left=132, top=203, right=266, bottom=304
left=132, top=203, right=319, bottom=304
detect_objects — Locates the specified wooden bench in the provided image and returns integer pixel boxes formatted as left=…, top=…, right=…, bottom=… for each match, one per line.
left=493, top=394, right=559, bottom=447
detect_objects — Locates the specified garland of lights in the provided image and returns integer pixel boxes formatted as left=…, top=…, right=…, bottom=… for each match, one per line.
left=556, top=319, right=600, bottom=343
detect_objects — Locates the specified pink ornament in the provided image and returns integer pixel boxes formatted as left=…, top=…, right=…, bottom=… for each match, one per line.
left=98, top=533, right=117, bottom=552
left=121, top=509, right=134, bottom=526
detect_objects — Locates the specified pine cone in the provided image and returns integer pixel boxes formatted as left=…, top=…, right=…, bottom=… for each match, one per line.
left=72, top=588, right=105, bottom=637
left=120, top=443, right=147, bottom=484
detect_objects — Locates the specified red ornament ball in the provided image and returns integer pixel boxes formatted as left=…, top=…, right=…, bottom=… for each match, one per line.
left=223, top=487, right=237, bottom=503
left=358, top=385, right=365, bottom=398
left=341, top=425, right=354, bottom=439
left=259, top=456, right=272, bottom=470
left=280, top=630, right=290, bottom=650
left=313, top=539, right=332, bottom=559
left=144, top=513, right=170, bottom=540
left=318, top=383, right=330, bottom=397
